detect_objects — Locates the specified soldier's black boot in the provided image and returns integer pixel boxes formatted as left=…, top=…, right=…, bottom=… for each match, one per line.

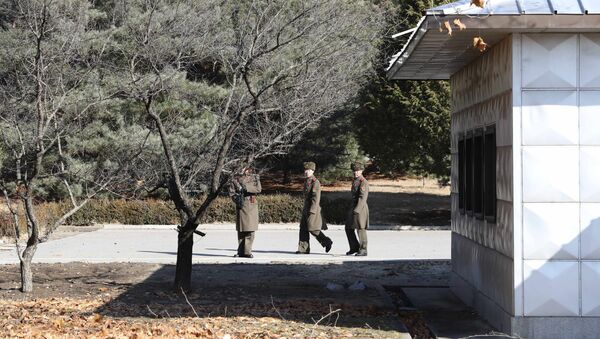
left=346, top=249, right=358, bottom=255
left=325, top=239, right=333, bottom=253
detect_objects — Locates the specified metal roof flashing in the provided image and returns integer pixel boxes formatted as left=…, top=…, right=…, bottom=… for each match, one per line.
left=387, top=0, right=600, bottom=80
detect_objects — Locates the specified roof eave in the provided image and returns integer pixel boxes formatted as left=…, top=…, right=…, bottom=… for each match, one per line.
left=386, top=16, right=428, bottom=80
left=387, top=14, right=600, bottom=81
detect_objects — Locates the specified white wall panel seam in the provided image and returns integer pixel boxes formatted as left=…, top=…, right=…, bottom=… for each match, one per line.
left=578, top=33, right=583, bottom=317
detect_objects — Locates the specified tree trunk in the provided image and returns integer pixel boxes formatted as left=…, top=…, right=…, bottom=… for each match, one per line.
left=173, top=220, right=194, bottom=292
left=20, top=246, right=36, bottom=293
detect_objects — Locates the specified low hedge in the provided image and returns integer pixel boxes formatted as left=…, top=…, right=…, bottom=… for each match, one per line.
left=0, top=194, right=352, bottom=236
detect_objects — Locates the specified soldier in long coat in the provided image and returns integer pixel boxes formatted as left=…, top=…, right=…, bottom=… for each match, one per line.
left=229, top=166, right=262, bottom=258
left=296, top=161, right=333, bottom=254
left=345, top=162, right=369, bottom=256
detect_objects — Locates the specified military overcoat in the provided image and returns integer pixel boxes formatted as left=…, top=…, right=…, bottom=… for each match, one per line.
left=229, top=174, right=262, bottom=232
left=346, top=176, right=369, bottom=229
left=300, top=175, right=323, bottom=232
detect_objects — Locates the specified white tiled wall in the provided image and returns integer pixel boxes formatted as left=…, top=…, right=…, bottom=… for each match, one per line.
left=582, top=262, right=600, bottom=316
left=523, top=260, right=579, bottom=316
left=517, top=33, right=600, bottom=317
left=580, top=91, right=600, bottom=145
left=523, top=203, right=579, bottom=260
left=522, top=91, right=578, bottom=145
left=581, top=204, right=600, bottom=259
left=522, top=147, right=579, bottom=202
left=580, top=34, right=600, bottom=88
left=521, top=34, right=577, bottom=88
left=580, top=147, right=600, bottom=202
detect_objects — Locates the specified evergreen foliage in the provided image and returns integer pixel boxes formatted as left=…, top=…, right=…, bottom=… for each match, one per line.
left=354, top=0, right=451, bottom=182
left=267, top=0, right=452, bottom=182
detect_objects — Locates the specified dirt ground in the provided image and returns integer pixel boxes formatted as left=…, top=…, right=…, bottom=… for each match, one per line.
left=0, top=260, right=450, bottom=338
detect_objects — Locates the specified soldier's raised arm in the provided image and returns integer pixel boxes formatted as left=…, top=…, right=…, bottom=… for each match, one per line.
left=244, top=174, right=262, bottom=194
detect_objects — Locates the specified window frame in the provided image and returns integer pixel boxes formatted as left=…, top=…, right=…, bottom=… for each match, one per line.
left=458, top=133, right=466, bottom=215
left=465, top=130, right=473, bottom=215
left=473, top=128, right=484, bottom=220
left=457, top=125, right=497, bottom=224
left=484, top=125, right=497, bottom=223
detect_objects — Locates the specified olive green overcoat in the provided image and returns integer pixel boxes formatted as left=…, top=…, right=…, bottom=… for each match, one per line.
left=346, top=176, right=369, bottom=229
left=229, top=174, right=262, bottom=232
left=300, top=175, right=323, bottom=232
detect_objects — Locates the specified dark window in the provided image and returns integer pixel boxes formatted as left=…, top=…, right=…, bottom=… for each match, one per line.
left=473, top=129, right=484, bottom=219
left=465, top=131, right=473, bottom=214
left=484, top=126, right=496, bottom=222
left=458, top=135, right=465, bottom=213
left=457, top=125, right=496, bottom=223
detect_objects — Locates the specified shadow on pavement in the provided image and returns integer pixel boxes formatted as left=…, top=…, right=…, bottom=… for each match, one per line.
left=203, top=248, right=333, bottom=256
left=137, top=251, right=232, bottom=258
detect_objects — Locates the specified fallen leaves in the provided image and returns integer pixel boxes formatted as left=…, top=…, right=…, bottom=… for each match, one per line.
left=443, top=21, right=453, bottom=36
left=471, top=0, right=485, bottom=8
left=0, top=297, right=400, bottom=338
left=473, top=36, right=488, bottom=52
left=440, top=19, right=467, bottom=36
left=453, top=19, right=466, bottom=31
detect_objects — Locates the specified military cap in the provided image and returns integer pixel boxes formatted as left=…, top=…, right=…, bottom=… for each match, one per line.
left=303, top=161, right=316, bottom=170
left=351, top=162, right=364, bottom=171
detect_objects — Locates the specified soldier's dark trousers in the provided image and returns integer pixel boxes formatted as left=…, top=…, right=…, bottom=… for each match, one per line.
left=297, top=228, right=331, bottom=253
left=237, top=231, right=255, bottom=256
left=345, top=228, right=367, bottom=253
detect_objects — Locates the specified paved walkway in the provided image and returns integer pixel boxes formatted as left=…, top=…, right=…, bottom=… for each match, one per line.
left=0, top=224, right=450, bottom=264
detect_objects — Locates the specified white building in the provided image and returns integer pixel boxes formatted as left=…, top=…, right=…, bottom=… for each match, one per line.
left=387, top=0, right=600, bottom=337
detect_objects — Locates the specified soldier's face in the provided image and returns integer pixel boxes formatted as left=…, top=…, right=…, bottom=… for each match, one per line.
left=304, top=169, right=314, bottom=177
left=353, top=170, right=362, bottom=178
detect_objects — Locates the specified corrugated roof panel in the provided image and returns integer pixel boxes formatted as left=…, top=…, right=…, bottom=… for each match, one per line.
left=551, top=1, right=584, bottom=14
left=580, top=0, right=600, bottom=14
left=429, top=0, right=521, bottom=15
left=429, top=0, right=591, bottom=15
left=520, top=0, right=552, bottom=14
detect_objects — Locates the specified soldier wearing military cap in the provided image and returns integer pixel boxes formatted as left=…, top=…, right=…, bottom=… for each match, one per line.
left=228, top=166, right=262, bottom=258
left=345, top=161, right=369, bottom=256
left=296, top=161, right=333, bottom=254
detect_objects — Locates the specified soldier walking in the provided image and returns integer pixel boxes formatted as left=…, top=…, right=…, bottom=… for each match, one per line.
left=296, top=161, right=333, bottom=254
left=345, top=162, right=369, bottom=256
left=229, top=166, right=262, bottom=258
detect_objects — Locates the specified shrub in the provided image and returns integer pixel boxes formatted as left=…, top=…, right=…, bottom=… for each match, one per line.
left=0, top=194, right=354, bottom=234
left=321, top=196, right=351, bottom=225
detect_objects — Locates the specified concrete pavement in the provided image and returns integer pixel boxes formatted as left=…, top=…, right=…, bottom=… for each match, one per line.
left=0, top=224, right=450, bottom=264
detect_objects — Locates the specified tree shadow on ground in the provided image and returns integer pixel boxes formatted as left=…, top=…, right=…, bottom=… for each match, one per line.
left=94, top=260, right=451, bottom=332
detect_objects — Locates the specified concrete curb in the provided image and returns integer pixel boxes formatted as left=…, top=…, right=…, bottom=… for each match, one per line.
left=100, top=223, right=450, bottom=231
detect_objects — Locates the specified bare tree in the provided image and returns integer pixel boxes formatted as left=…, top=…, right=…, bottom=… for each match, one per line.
left=0, top=0, right=144, bottom=292
left=107, top=0, right=383, bottom=290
